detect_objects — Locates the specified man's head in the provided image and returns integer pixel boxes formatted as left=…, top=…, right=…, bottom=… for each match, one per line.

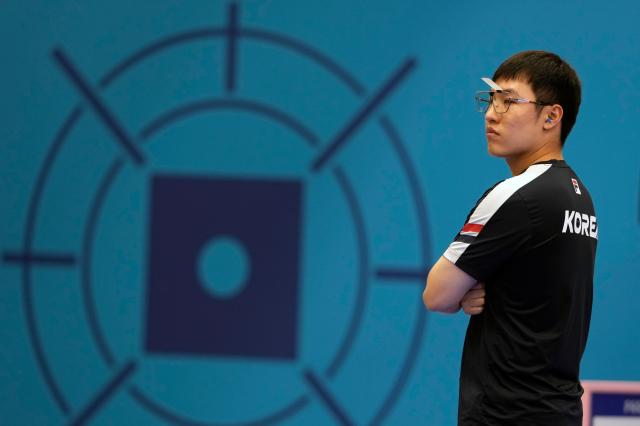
left=485, top=51, right=581, bottom=163
left=490, top=50, right=582, bottom=146
left=493, top=50, right=581, bottom=145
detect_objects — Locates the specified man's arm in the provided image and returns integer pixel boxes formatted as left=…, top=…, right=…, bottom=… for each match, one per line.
left=423, top=256, right=478, bottom=313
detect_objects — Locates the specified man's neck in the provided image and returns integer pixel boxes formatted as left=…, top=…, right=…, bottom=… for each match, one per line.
left=506, top=144, right=563, bottom=176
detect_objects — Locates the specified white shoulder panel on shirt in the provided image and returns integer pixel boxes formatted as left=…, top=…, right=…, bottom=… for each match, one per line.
left=444, top=163, right=552, bottom=264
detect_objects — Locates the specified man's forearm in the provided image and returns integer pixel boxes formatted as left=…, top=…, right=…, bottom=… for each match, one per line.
left=423, top=256, right=477, bottom=313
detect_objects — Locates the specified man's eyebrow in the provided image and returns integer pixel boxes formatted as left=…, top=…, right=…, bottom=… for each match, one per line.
left=500, top=88, right=520, bottom=96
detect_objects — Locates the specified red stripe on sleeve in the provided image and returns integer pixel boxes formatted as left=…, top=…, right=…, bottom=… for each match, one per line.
left=462, top=223, right=484, bottom=233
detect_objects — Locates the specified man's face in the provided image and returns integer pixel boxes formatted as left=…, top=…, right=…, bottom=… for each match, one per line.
left=484, top=79, right=547, bottom=158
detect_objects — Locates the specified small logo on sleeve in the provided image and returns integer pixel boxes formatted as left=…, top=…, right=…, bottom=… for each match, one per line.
left=571, top=178, right=581, bottom=195
left=562, top=210, right=597, bottom=239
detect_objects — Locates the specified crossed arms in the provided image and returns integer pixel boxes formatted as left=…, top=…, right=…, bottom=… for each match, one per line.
left=423, top=256, right=485, bottom=315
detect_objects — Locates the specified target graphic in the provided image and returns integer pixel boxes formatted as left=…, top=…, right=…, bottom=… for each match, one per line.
left=3, top=3, right=432, bottom=425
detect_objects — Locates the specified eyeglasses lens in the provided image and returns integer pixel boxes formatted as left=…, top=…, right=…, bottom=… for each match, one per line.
left=475, top=92, right=509, bottom=113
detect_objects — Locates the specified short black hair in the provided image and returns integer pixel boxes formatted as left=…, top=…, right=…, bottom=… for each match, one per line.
left=492, top=50, right=581, bottom=145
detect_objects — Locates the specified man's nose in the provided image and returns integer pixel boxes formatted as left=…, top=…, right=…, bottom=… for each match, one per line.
left=485, top=103, right=499, bottom=123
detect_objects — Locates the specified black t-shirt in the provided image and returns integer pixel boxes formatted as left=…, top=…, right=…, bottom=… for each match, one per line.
left=443, top=160, right=597, bottom=426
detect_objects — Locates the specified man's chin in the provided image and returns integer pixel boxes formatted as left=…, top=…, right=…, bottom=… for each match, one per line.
left=487, top=143, right=509, bottom=158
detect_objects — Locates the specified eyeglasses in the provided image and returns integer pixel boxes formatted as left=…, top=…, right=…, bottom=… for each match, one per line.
left=475, top=90, right=552, bottom=114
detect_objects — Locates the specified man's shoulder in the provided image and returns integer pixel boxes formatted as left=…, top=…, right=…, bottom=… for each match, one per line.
left=472, top=163, right=553, bottom=219
left=516, top=162, right=594, bottom=210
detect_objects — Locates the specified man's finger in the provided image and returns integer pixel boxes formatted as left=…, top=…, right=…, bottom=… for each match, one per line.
left=464, top=297, right=484, bottom=308
left=464, top=306, right=483, bottom=315
left=467, top=288, right=485, bottom=298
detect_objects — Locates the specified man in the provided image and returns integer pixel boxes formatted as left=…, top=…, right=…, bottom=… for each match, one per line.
left=423, top=51, right=597, bottom=425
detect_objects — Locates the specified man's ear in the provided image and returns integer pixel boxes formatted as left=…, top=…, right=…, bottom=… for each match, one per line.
left=543, top=104, right=564, bottom=129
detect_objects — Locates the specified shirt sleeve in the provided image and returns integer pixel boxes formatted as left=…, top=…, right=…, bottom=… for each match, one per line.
left=444, top=190, right=532, bottom=282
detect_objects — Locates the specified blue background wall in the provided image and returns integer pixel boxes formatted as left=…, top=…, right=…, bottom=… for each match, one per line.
left=1, top=1, right=638, bottom=425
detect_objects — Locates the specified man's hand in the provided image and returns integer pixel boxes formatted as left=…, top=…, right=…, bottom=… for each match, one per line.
left=460, top=283, right=485, bottom=315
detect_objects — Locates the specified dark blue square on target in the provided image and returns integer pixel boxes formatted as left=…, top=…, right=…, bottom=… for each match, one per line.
left=145, top=174, right=303, bottom=359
